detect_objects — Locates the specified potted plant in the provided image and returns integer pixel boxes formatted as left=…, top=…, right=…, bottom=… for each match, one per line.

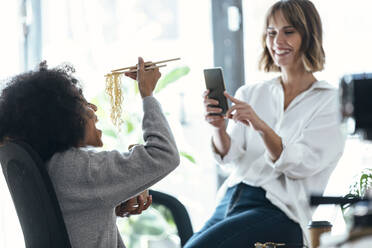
left=341, top=168, right=372, bottom=227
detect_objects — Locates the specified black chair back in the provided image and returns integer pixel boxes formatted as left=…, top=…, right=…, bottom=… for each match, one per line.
left=0, top=141, right=71, bottom=248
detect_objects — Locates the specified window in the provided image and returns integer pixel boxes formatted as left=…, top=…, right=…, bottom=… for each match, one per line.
left=0, top=2, right=24, bottom=247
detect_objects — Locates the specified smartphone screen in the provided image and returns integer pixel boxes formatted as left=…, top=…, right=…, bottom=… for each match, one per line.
left=203, top=67, right=229, bottom=115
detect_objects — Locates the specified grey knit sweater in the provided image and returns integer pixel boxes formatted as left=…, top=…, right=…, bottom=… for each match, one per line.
left=47, top=96, right=180, bottom=248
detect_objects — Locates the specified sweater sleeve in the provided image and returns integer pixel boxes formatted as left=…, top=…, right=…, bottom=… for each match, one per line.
left=87, top=96, right=180, bottom=207
left=265, top=93, right=346, bottom=179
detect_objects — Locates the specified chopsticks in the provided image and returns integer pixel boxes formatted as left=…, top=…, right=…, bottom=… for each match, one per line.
left=119, top=64, right=167, bottom=73
left=110, top=57, right=181, bottom=74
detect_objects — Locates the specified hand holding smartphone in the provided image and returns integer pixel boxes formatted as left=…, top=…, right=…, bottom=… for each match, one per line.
left=203, top=67, right=229, bottom=115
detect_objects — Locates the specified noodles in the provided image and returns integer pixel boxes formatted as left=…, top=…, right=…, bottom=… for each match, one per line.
left=105, top=58, right=179, bottom=130
left=105, top=73, right=123, bottom=129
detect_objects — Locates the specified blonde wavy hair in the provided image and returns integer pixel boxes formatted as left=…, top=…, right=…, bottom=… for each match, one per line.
left=259, top=0, right=325, bottom=72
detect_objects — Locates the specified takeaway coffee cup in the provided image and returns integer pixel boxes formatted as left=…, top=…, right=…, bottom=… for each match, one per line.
left=308, top=221, right=332, bottom=248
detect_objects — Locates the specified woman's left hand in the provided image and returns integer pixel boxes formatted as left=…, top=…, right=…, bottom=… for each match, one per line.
left=224, top=92, right=267, bottom=132
left=115, top=194, right=153, bottom=218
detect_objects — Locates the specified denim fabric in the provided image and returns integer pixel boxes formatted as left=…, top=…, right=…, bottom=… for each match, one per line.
left=184, top=183, right=303, bottom=248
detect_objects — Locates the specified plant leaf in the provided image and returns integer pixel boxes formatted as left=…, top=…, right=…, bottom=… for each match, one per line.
left=103, top=129, right=117, bottom=138
left=155, top=66, right=190, bottom=93
left=180, top=151, right=196, bottom=164
left=134, top=80, right=139, bottom=95
left=125, top=119, right=135, bottom=133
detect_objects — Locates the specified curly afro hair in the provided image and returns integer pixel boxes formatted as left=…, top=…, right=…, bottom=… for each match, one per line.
left=0, top=62, right=87, bottom=161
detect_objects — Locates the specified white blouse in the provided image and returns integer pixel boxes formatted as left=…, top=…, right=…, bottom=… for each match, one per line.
left=212, top=77, right=346, bottom=245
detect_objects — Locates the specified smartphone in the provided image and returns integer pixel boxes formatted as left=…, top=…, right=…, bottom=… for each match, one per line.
left=203, top=67, right=229, bottom=115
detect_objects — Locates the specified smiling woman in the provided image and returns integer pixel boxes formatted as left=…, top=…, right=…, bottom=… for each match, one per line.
left=185, top=1, right=345, bottom=247
left=0, top=58, right=180, bottom=248
left=259, top=0, right=324, bottom=73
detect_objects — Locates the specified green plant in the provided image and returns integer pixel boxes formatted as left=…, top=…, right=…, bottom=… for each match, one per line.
left=348, top=168, right=372, bottom=197
left=341, top=168, right=372, bottom=224
left=155, top=66, right=190, bottom=93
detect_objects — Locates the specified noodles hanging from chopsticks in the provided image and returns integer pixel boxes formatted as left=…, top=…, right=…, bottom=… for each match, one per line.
left=105, top=73, right=123, bottom=129
left=104, top=57, right=180, bottom=129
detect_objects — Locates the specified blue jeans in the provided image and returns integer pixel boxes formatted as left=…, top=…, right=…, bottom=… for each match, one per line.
left=184, top=183, right=303, bottom=248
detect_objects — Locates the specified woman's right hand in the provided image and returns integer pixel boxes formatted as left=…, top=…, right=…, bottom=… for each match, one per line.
left=203, top=90, right=226, bottom=130
left=124, top=57, right=161, bottom=98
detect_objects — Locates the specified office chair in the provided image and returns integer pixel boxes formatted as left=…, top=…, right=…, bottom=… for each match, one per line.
left=1, top=141, right=194, bottom=247
left=0, top=141, right=71, bottom=248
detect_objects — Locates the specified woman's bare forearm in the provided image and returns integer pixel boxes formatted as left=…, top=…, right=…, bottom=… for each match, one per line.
left=259, top=125, right=283, bottom=162
left=212, top=128, right=231, bottom=158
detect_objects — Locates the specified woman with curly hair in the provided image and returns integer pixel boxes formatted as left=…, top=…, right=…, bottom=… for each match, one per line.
left=0, top=57, right=180, bottom=248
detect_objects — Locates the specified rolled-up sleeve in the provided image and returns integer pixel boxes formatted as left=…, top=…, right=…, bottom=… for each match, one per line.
left=211, top=88, right=247, bottom=167
left=265, top=95, right=346, bottom=179
left=211, top=122, right=246, bottom=166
